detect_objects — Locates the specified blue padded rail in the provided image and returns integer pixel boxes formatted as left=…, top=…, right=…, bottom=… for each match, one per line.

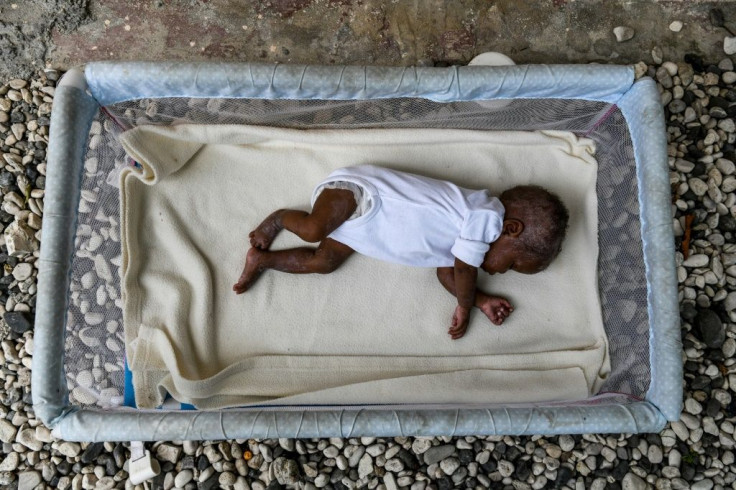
left=619, top=80, right=682, bottom=421
left=85, top=62, right=634, bottom=106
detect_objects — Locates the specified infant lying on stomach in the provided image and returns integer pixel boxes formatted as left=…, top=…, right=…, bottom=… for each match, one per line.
left=234, top=164, right=569, bottom=339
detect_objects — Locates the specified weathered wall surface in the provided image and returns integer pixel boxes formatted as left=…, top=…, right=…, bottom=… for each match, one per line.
left=3, top=1, right=736, bottom=80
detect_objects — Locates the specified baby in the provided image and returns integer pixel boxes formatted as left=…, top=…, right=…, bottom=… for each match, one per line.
left=234, top=165, right=569, bottom=339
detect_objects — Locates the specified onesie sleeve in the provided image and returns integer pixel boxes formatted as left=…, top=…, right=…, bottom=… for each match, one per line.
left=450, top=192, right=505, bottom=267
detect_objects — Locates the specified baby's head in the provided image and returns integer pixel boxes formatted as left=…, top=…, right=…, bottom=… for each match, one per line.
left=482, top=185, right=569, bottom=275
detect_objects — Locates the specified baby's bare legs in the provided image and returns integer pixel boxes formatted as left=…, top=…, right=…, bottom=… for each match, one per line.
left=234, top=189, right=357, bottom=293
left=233, top=238, right=354, bottom=294
left=249, top=188, right=358, bottom=249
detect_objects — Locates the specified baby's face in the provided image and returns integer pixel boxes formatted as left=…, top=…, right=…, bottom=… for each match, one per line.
left=481, top=237, right=547, bottom=275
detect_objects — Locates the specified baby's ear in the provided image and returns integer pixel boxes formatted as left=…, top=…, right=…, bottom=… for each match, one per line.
left=502, top=219, right=524, bottom=237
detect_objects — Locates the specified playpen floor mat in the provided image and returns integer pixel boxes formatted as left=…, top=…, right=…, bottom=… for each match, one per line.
left=119, top=125, right=610, bottom=409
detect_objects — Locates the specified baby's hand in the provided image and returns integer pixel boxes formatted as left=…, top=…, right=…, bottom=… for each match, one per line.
left=478, top=296, right=514, bottom=325
left=449, top=305, right=471, bottom=340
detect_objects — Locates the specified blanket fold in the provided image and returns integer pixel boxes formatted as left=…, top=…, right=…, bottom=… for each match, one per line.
left=119, top=124, right=609, bottom=409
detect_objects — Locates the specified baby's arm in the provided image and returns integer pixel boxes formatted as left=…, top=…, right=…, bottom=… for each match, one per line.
left=436, top=266, right=514, bottom=331
left=444, top=258, right=476, bottom=339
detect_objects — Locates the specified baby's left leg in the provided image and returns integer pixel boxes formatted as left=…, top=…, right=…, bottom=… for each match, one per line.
left=233, top=238, right=354, bottom=294
left=250, top=188, right=357, bottom=249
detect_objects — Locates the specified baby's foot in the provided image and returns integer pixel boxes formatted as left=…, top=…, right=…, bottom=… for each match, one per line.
left=233, top=247, right=266, bottom=294
left=249, top=211, right=284, bottom=250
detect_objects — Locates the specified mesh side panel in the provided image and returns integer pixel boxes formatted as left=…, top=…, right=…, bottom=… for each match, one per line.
left=590, top=109, right=650, bottom=396
left=63, top=97, right=649, bottom=409
left=64, top=114, right=128, bottom=408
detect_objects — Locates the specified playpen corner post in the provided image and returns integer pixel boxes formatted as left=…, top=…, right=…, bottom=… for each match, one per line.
left=31, top=72, right=101, bottom=430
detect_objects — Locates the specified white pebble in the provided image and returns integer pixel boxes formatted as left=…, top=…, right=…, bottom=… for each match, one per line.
left=683, top=254, right=709, bottom=268
left=669, top=21, right=683, bottom=32
left=613, top=26, right=635, bottom=42
left=725, top=36, right=736, bottom=55
left=11, top=263, right=32, bottom=281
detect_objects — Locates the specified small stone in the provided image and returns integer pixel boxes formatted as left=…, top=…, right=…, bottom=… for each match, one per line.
left=685, top=398, right=703, bottom=415
left=366, top=443, right=385, bottom=457
left=278, top=438, right=294, bottom=452
left=725, top=36, right=736, bottom=55
left=323, top=445, right=339, bottom=458
left=691, top=480, right=714, bottom=490
left=0, top=419, right=18, bottom=444
left=35, top=426, right=52, bottom=443
left=411, top=439, right=432, bottom=454
left=384, top=472, right=398, bottom=490
left=724, top=292, right=736, bottom=312
left=358, top=452, right=373, bottom=479
left=668, top=99, right=686, bottom=114
left=647, top=445, right=663, bottom=464
left=4, top=311, right=31, bottom=334
left=10, top=123, right=25, bottom=141
left=0, top=452, right=19, bottom=472
left=8, top=79, right=27, bottom=89
left=634, top=61, right=648, bottom=79
left=219, top=472, right=237, bottom=487
left=683, top=107, right=697, bottom=123
left=440, top=457, right=460, bottom=475
left=497, top=460, right=514, bottom=478
left=669, top=21, right=683, bottom=32
left=156, top=443, right=181, bottom=464
left=558, top=435, right=575, bottom=452
left=719, top=118, right=736, bottom=132
left=662, top=61, right=678, bottom=76
left=613, top=26, right=635, bottom=42
left=385, top=458, right=404, bottom=473
left=314, top=473, right=329, bottom=488
left=423, top=445, right=455, bottom=465
left=705, top=72, right=721, bottom=86
left=4, top=221, right=36, bottom=257
left=12, top=263, right=32, bottom=281
left=175, top=470, right=193, bottom=487
left=345, top=444, right=365, bottom=467
left=683, top=253, right=709, bottom=267
left=717, top=159, right=736, bottom=177
left=696, top=309, right=725, bottom=348
left=622, top=472, right=647, bottom=490
left=57, top=441, right=82, bottom=458
left=17, top=428, right=43, bottom=451
left=723, top=71, right=736, bottom=84
left=0, top=472, right=13, bottom=486
left=80, top=442, right=104, bottom=464
left=17, top=471, right=42, bottom=490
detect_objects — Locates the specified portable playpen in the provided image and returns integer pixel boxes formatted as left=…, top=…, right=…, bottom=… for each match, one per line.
left=33, top=62, right=681, bottom=441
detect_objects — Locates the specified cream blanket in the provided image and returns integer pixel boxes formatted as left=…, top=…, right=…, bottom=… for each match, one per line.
left=119, top=125, right=610, bottom=409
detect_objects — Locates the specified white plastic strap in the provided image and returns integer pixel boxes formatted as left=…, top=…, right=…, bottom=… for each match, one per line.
left=128, top=441, right=160, bottom=485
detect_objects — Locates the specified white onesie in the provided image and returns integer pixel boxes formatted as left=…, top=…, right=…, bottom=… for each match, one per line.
left=311, top=165, right=505, bottom=268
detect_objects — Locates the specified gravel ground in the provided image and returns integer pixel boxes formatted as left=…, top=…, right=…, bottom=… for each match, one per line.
left=0, top=57, right=734, bottom=490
